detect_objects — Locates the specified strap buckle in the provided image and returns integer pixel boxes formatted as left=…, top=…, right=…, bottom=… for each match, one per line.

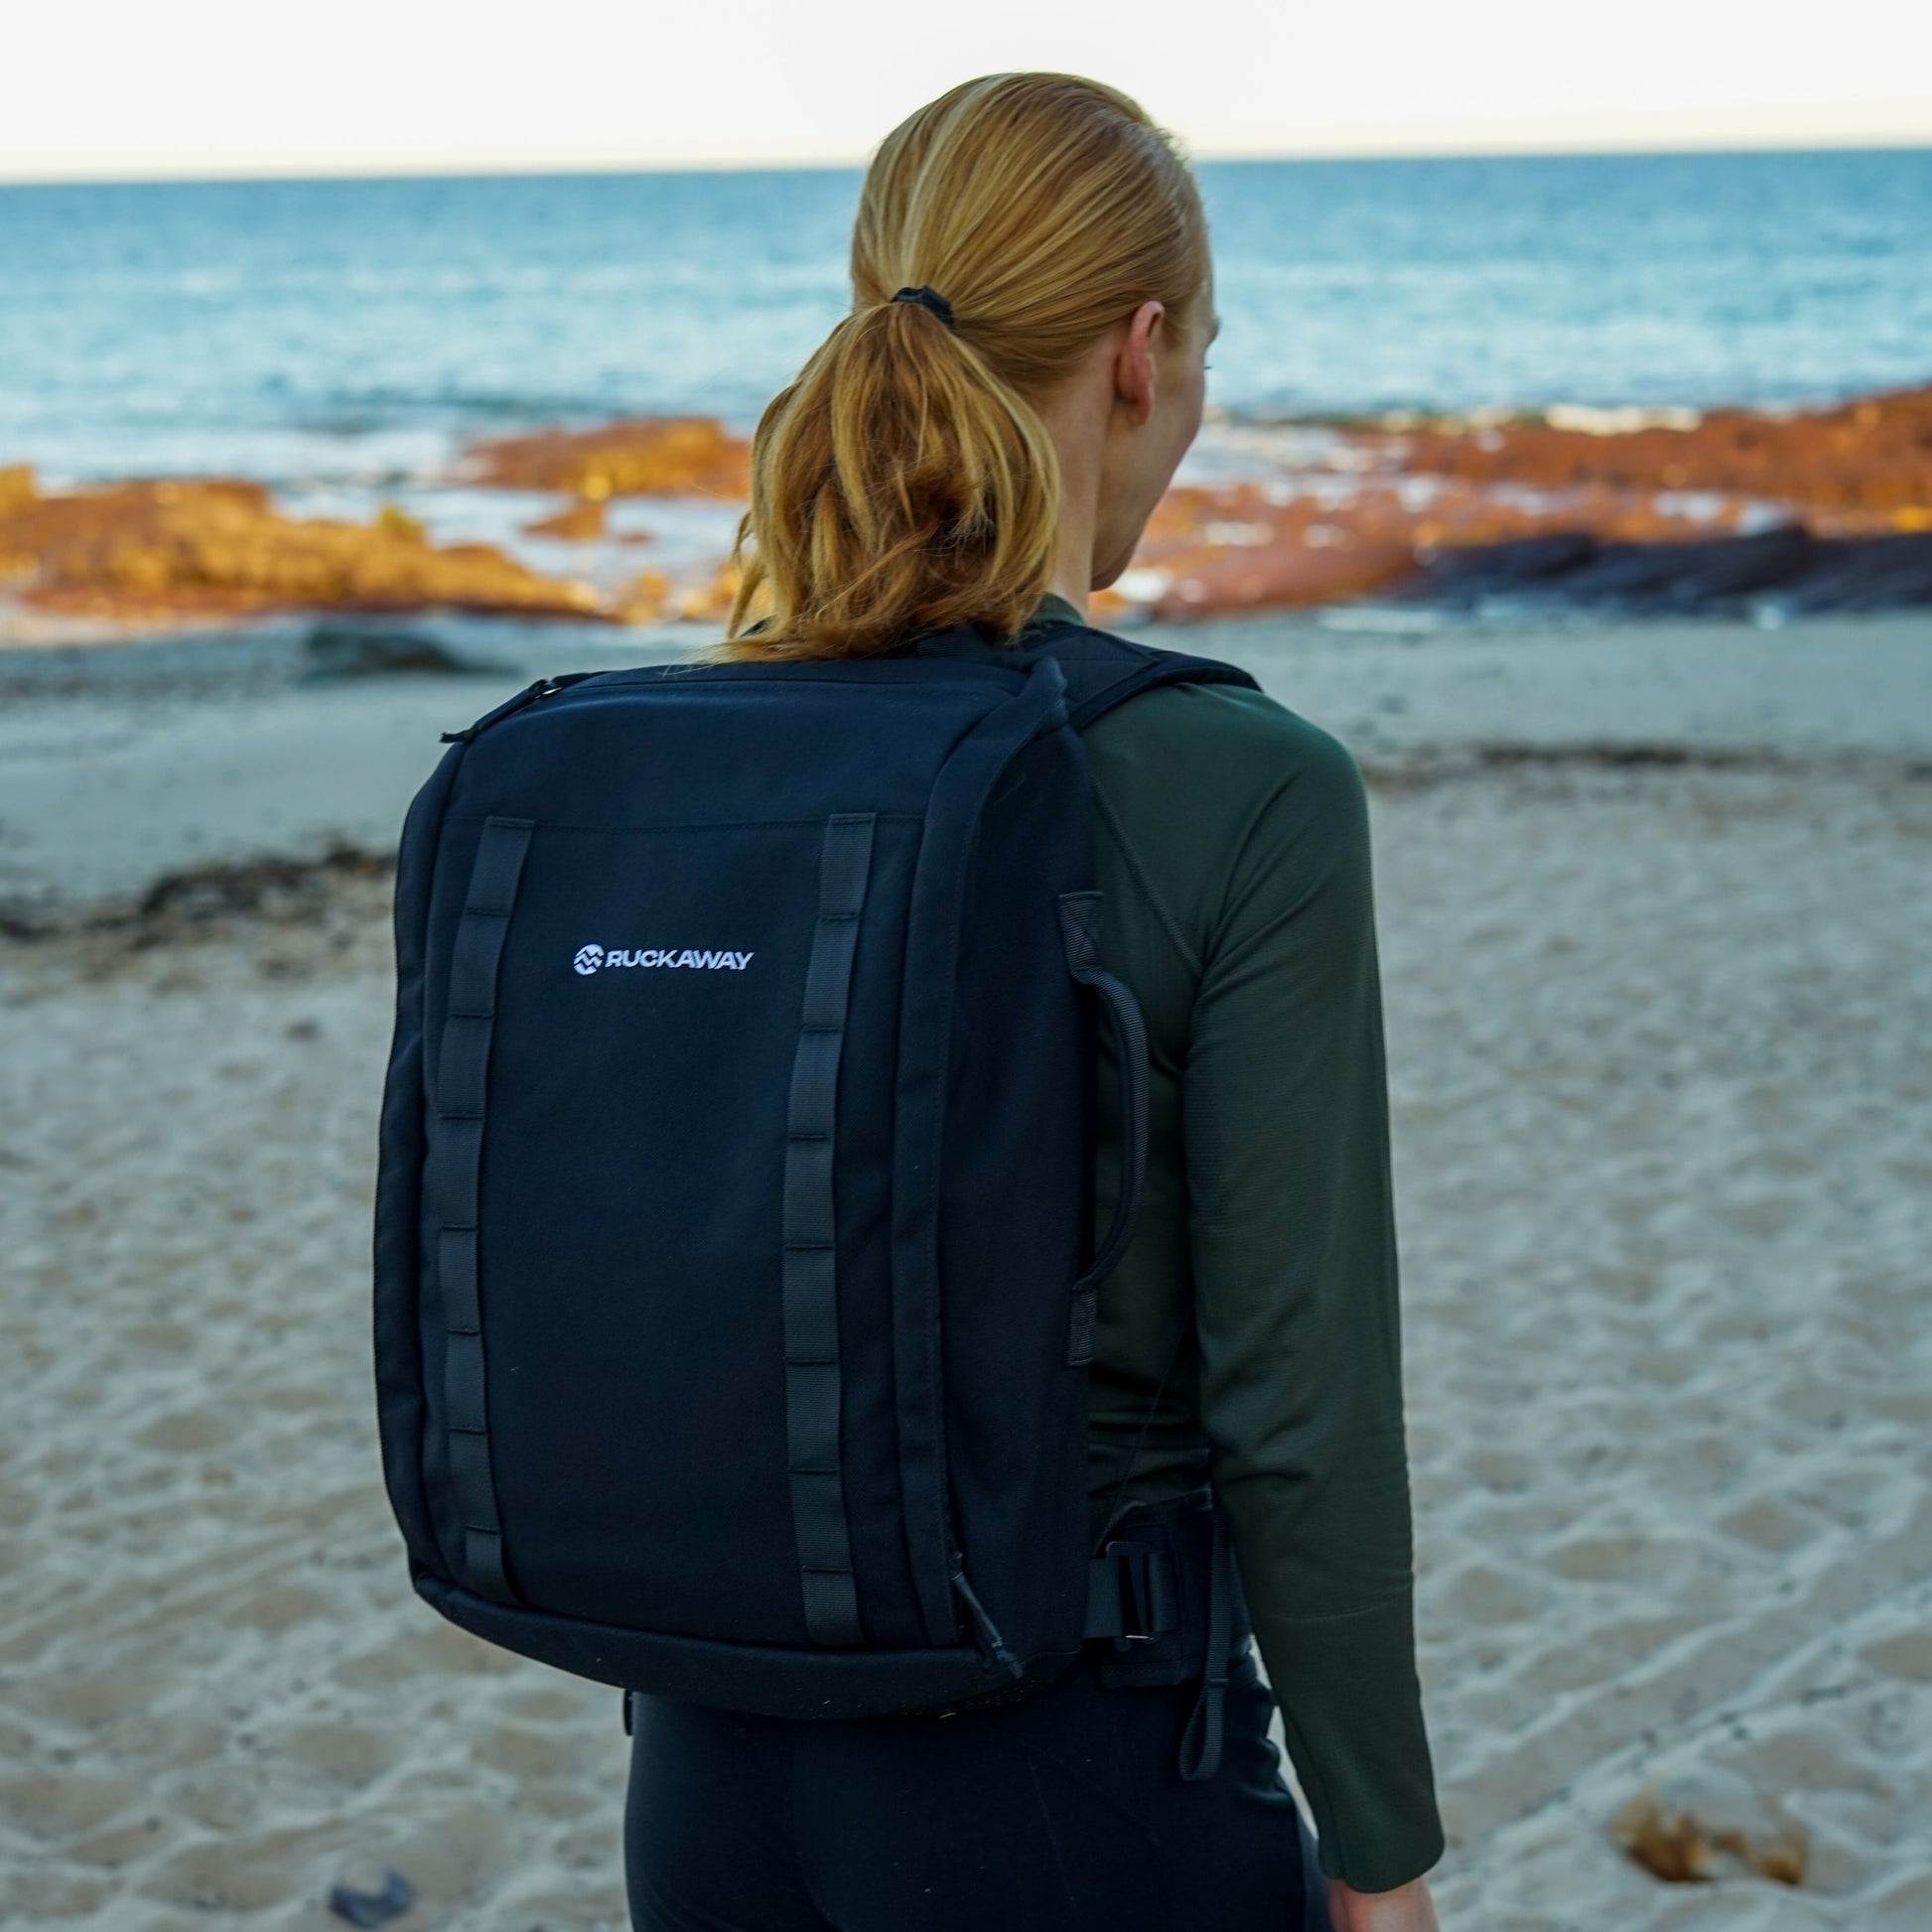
left=1086, top=1539, right=1179, bottom=1649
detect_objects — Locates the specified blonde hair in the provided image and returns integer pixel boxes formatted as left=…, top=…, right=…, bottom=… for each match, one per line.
left=723, top=73, right=1209, bottom=659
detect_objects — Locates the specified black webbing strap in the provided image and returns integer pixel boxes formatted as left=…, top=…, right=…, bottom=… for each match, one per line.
left=1178, top=1509, right=1233, bottom=1782
left=434, top=814, right=532, bottom=1606
left=783, top=813, right=876, bottom=1646
left=1056, top=892, right=1151, bottom=1366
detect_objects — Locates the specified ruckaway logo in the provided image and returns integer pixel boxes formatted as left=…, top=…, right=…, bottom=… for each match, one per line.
left=573, top=944, right=755, bottom=976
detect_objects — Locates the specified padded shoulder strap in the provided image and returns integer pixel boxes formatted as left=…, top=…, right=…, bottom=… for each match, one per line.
left=1031, top=623, right=1260, bottom=733
left=912, top=621, right=1258, bottom=734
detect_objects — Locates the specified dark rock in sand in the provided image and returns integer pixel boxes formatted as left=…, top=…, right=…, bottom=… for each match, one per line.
left=1409, top=526, right=1932, bottom=616
left=1786, top=532, right=1932, bottom=611
left=301, top=625, right=498, bottom=680
left=1419, top=530, right=1599, bottom=588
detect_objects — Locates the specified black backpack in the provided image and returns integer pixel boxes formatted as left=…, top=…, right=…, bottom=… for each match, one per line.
left=373, top=621, right=1259, bottom=1725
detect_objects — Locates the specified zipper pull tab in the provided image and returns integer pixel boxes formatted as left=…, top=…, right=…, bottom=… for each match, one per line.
left=440, top=676, right=549, bottom=745
left=440, top=671, right=594, bottom=744
left=951, top=1564, right=1024, bottom=1681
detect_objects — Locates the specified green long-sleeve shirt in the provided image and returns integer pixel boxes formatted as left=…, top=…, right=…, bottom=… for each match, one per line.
left=1027, top=597, right=1444, bottom=1892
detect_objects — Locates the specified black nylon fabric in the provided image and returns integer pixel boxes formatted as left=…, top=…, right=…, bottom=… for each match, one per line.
left=373, top=626, right=1261, bottom=1719
left=373, top=739, right=463, bottom=1579
left=931, top=715, right=1094, bottom=1672
left=1054, top=890, right=1151, bottom=1365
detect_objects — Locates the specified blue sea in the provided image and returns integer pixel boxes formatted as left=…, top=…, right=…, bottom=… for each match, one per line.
left=1, top=149, right=1928, bottom=498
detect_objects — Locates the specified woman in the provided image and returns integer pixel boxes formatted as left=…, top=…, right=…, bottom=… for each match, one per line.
left=624, top=72, right=1443, bottom=1932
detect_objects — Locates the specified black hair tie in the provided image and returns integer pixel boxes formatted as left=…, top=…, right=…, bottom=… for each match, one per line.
left=891, top=285, right=955, bottom=330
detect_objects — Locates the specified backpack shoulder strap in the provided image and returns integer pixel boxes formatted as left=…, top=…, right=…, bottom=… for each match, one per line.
left=1018, top=621, right=1259, bottom=733
left=911, top=620, right=1259, bottom=734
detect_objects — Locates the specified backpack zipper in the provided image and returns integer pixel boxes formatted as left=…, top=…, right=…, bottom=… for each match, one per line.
left=440, top=672, right=594, bottom=744
left=951, top=1562, right=1023, bottom=1680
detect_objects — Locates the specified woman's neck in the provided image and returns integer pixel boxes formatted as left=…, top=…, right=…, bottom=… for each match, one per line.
left=1037, top=379, right=1103, bottom=620
left=1042, top=488, right=1097, bottom=617
left=1044, top=552, right=1092, bottom=617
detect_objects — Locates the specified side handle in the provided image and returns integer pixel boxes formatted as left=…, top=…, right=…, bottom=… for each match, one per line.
left=1056, top=892, right=1151, bottom=1366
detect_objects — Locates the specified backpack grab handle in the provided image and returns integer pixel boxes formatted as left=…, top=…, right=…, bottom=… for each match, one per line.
left=1056, top=892, right=1151, bottom=1366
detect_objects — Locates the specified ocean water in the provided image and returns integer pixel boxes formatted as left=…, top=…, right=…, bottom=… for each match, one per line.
left=1, top=150, right=1928, bottom=495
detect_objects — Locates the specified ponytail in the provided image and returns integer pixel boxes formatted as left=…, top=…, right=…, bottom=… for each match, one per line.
left=724, top=72, right=1208, bottom=659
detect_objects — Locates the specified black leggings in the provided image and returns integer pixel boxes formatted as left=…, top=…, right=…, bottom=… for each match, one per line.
left=624, top=1642, right=1334, bottom=1932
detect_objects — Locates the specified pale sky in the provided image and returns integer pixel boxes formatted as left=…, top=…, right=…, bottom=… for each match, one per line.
left=3, top=0, right=1929, bottom=181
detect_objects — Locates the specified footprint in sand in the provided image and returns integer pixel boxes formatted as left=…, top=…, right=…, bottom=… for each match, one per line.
left=283, top=1722, right=404, bottom=1786
left=1718, top=1494, right=1825, bottom=1555
left=136, top=1408, right=229, bottom=1453
left=1859, top=1628, right=1932, bottom=1684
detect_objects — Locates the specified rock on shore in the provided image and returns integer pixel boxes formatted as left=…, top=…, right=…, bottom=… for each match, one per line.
left=5, top=380, right=1929, bottom=638
left=456, top=383, right=1932, bottom=625
left=1408, top=524, right=1932, bottom=615
left=1131, top=382, right=1932, bottom=620
left=1379, top=383, right=1932, bottom=534
left=0, top=471, right=604, bottom=626
left=464, top=417, right=751, bottom=500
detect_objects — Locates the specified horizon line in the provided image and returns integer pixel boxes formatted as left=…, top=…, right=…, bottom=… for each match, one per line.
left=3, top=130, right=1930, bottom=190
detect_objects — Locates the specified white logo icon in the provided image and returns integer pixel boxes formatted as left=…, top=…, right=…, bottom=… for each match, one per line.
left=572, top=944, right=754, bottom=975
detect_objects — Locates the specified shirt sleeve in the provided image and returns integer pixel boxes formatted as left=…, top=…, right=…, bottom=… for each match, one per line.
left=1183, top=720, right=1444, bottom=1893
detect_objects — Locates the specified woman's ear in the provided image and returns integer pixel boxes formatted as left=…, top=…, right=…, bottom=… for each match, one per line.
left=1113, top=300, right=1167, bottom=427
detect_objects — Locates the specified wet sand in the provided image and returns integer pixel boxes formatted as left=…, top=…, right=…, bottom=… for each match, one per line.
left=2, top=611, right=1929, bottom=1929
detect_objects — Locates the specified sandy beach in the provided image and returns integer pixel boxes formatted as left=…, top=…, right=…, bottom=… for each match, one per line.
left=2, top=609, right=1929, bottom=1930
